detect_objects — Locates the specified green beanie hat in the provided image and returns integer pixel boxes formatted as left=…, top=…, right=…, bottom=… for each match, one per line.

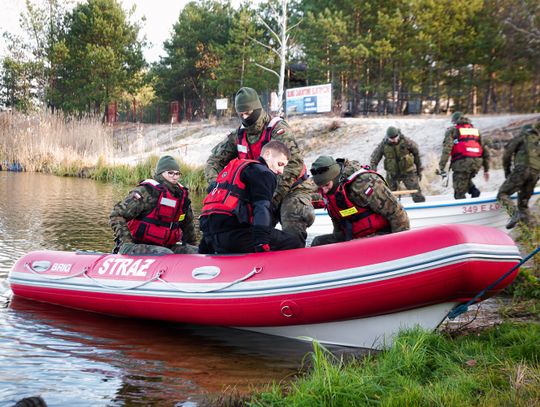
left=235, top=87, right=262, bottom=112
left=310, top=155, right=341, bottom=186
left=451, top=111, right=463, bottom=123
left=155, top=155, right=180, bottom=175
left=386, top=126, right=400, bottom=138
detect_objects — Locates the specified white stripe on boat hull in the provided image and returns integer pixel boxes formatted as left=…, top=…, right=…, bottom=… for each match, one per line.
left=239, top=302, right=459, bottom=349
left=8, top=243, right=520, bottom=299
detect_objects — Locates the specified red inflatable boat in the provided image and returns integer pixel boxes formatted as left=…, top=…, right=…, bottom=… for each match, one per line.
left=8, top=224, right=521, bottom=348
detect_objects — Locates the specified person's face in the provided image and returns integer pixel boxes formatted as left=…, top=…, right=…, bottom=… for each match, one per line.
left=162, top=170, right=181, bottom=183
left=319, top=180, right=334, bottom=194
left=238, top=110, right=254, bottom=121
left=388, top=135, right=400, bottom=144
left=263, top=151, right=288, bottom=175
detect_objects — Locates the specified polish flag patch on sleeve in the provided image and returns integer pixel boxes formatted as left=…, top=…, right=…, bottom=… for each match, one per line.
left=364, top=186, right=374, bottom=197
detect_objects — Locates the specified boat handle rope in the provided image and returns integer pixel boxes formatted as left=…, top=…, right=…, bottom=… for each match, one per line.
left=24, top=262, right=165, bottom=290
left=25, top=263, right=90, bottom=280
left=23, top=261, right=262, bottom=293
left=157, top=266, right=262, bottom=293
left=447, top=245, right=540, bottom=319
left=82, top=269, right=165, bottom=290
left=23, top=253, right=108, bottom=281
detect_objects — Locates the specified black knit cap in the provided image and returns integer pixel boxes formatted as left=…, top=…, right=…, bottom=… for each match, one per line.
left=235, top=87, right=262, bottom=112
left=155, top=155, right=180, bottom=175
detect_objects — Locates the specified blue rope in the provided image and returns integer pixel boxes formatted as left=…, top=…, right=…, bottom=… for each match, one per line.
left=447, top=245, right=540, bottom=320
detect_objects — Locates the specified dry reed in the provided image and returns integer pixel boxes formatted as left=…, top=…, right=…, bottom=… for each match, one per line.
left=0, top=110, right=114, bottom=172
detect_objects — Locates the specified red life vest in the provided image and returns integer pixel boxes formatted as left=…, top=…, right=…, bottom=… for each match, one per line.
left=236, top=116, right=308, bottom=185
left=450, top=124, right=483, bottom=162
left=127, top=179, right=189, bottom=247
left=323, top=169, right=390, bottom=239
left=236, top=117, right=282, bottom=159
left=200, top=158, right=258, bottom=224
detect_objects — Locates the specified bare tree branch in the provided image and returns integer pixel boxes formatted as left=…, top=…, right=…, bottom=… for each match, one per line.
left=248, top=35, right=281, bottom=57
left=258, top=16, right=281, bottom=45
left=255, top=62, right=280, bottom=78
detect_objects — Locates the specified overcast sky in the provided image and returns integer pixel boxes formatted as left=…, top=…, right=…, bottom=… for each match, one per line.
left=0, top=0, right=248, bottom=63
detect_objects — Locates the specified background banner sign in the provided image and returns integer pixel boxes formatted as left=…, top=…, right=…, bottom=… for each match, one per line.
left=215, top=98, right=228, bottom=110
left=285, top=83, right=332, bottom=115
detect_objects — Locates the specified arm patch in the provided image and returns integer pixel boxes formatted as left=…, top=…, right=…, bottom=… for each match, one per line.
left=364, top=186, right=374, bottom=197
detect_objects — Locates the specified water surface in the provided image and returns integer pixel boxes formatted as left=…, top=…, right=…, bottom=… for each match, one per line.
left=0, top=172, right=312, bottom=406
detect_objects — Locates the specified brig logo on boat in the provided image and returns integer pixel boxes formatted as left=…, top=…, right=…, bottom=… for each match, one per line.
left=97, top=258, right=156, bottom=277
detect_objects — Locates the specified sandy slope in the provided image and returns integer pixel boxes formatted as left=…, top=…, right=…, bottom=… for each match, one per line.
left=113, top=113, right=540, bottom=195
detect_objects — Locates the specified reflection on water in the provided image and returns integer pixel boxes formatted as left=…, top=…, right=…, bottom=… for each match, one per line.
left=0, top=172, right=309, bottom=406
left=2, top=297, right=308, bottom=406
left=0, top=171, right=127, bottom=267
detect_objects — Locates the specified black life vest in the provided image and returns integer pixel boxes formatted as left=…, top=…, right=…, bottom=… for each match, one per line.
left=127, top=179, right=189, bottom=247
left=200, top=158, right=259, bottom=224
left=323, top=169, right=390, bottom=239
left=451, top=124, right=483, bottom=162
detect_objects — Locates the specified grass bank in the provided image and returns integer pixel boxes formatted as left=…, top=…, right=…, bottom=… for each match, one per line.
left=249, top=324, right=539, bottom=406
left=233, top=226, right=539, bottom=407
left=0, top=111, right=207, bottom=193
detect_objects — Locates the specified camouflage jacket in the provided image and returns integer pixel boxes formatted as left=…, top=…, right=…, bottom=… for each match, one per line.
left=369, top=135, right=422, bottom=176
left=204, top=110, right=305, bottom=207
left=329, top=160, right=410, bottom=234
left=109, top=175, right=197, bottom=246
left=503, top=124, right=540, bottom=172
left=439, top=118, right=490, bottom=172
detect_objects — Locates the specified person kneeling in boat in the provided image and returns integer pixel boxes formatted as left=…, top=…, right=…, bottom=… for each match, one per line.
left=310, top=156, right=410, bottom=247
left=199, top=140, right=303, bottom=254
left=109, top=155, right=198, bottom=255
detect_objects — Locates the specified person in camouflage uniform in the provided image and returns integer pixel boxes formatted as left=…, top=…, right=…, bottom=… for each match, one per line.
left=370, top=126, right=425, bottom=202
left=438, top=111, right=490, bottom=199
left=109, top=156, right=198, bottom=255
left=497, top=121, right=540, bottom=229
left=205, top=87, right=315, bottom=246
left=309, top=156, right=410, bottom=246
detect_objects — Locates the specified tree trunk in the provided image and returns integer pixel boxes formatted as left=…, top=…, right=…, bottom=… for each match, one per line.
left=277, top=0, right=288, bottom=114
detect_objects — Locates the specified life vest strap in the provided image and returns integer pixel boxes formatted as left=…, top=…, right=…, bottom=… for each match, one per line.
left=140, top=217, right=182, bottom=229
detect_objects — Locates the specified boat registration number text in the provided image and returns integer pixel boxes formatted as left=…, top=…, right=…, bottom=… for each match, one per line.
left=461, top=203, right=501, bottom=214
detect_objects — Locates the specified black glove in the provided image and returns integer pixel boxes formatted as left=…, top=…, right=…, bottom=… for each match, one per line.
left=270, top=203, right=281, bottom=225
left=504, top=168, right=511, bottom=178
left=207, top=181, right=217, bottom=194
left=436, top=169, right=447, bottom=178
left=254, top=243, right=270, bottom=253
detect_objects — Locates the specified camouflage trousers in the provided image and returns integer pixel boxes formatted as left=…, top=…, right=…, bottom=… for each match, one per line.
left=386, top=173, right=425, bottom=203
left=497, top=166, right=540, bottom=222
left=118, top=242, right=199, bottom=255
left=278, top=178, right=316, bottom=247
left=450, top=158, right=483, bottom=199
left=311, top=229, right=389, bottom=247
left=311, top=230, right=346, bottom=246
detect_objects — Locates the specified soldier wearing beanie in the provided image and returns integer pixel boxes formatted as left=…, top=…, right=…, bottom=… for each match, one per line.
left=109, top=155, right=198, bottom=255
left=438, top=112, right=490, bottom=199
left=204, top=86, right=315, bottom=247
left=310, top=156, right=409, bottom=247
left=370, top=126, right=425, bottom=203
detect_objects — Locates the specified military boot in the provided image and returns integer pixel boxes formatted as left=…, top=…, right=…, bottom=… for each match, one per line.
left=506, top=211, right=521, bottom=229
left=468, top=185, right=481, bottom=198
